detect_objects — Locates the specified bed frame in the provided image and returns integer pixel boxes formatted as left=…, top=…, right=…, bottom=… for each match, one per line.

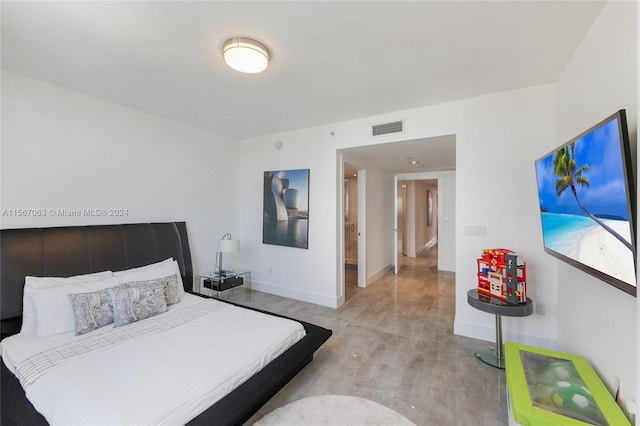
left=0, top=222, right=332, bottom=426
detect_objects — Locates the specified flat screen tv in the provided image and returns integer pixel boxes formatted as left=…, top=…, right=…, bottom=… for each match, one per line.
left=534, top=110, right=636, bottom=296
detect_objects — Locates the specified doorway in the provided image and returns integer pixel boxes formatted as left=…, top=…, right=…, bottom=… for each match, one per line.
left=342, top=160, right=367, bottom=301
left=344, top=169, right=358, bottom=266
left=394, top=178, right=407, bottom=274
left=344, top=163, right=359, bottom=298
left=394, top=178, right=440, bottom=272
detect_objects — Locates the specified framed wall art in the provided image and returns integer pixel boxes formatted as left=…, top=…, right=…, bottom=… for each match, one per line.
left=263, top=169, right=309, bottom=249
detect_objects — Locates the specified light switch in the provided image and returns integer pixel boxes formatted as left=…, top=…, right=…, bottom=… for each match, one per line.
left=464, top=225, right=487, bottom=237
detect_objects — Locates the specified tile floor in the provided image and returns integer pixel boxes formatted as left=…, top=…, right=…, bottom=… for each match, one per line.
left=229, top=247, right=508, bottom=425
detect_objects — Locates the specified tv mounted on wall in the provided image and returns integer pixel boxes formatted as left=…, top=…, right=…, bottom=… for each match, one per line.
left=534, top=110, right=636, bottom=296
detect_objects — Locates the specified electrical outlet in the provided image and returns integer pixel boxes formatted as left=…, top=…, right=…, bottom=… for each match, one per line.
left=536, top=303, right=545, bottom=315
left=268, top=266, right=272, bottom=273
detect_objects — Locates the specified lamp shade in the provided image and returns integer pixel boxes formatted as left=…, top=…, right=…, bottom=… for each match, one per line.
left=218, top=238, right=239, bottom=253
left=222, top=37, right=270, bottom=73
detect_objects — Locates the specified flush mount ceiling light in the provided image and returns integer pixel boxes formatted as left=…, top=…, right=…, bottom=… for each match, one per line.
left=222, top=37, right=270, bottom=73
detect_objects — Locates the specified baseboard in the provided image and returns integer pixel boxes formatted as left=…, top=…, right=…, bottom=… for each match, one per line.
left=453, top=319, right=558, bottom=350
left=367, top=264, right=392, bottom=286
left=414, top=237, right=438, bottom=256
left=251, top=280, right=339, bottom=308
left=424, top=237, right=437, bottom=251
left=253, top=264, right=391, bottom=306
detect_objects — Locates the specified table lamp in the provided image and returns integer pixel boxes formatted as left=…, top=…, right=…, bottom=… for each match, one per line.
left=215, top=233, right=239, bottom=276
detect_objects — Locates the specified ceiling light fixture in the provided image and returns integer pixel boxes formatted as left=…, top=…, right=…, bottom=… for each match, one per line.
left=222, top=37, right=270, bottom=74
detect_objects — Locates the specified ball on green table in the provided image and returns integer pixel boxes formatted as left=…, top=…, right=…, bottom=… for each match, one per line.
left=550, top=381, right=600, bottom=419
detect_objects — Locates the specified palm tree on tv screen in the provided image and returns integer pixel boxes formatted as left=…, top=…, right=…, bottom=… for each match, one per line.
left=553, top=142, right=632, bottom=251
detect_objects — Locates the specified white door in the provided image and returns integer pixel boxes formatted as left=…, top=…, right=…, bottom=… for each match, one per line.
left=394, top=176, right=403, bottom=274
left=357, top=169, right=367, bottom=287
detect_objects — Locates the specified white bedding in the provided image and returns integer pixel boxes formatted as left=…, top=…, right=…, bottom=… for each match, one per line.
left=1, top=293, right=305, bottom=426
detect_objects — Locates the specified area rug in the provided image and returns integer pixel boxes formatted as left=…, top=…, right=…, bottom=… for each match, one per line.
left=254, top=394, right=416, bottom=425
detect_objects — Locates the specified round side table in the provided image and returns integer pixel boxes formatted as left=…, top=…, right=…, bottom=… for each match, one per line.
left=466, top=289, right=533, bottom=370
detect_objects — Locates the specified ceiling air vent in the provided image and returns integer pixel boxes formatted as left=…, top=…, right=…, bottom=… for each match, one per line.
left=372, top=120, right=404, bottom=136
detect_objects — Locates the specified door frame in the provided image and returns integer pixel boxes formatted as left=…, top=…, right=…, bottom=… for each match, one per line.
left=357, top=168, right=366, bottom=287
left=338, top=154, right=367, bottom=305
left=393, top=176, right=403, bottom=274
left=395, top=172, right=446, bottom=271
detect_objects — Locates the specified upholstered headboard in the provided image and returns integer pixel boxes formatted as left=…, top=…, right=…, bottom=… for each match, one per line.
left=0, top=222, right=193, bottom=335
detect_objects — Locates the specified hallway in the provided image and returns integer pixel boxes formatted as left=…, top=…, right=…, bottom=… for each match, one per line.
left=233, top=246, right=508, bottom=425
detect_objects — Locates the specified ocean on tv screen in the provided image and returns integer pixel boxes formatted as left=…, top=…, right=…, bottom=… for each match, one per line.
left=540, top=212, right=635, bottom=287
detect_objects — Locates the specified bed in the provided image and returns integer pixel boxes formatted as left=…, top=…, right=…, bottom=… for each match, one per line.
left=0, top=222, right=332, bottom=425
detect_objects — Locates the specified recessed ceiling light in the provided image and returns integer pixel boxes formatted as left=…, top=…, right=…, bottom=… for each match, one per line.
left=222, top=37, right=270, bottom=74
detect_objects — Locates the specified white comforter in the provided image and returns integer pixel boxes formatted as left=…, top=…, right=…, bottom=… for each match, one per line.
left=1, top=294, right=305, bottom=426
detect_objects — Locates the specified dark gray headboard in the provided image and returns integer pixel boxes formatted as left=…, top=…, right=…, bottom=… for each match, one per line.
left=0, top=222, right=193, bottom=334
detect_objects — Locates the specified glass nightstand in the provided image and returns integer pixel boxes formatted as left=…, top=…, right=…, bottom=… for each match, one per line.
left=195, top=269, right=251, bottom=301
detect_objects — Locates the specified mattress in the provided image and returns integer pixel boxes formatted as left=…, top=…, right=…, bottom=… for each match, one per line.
left=0, top=294, right=305, bottom=425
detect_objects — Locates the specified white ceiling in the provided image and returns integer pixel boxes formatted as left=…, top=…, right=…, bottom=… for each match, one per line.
left=342, top=134, right=456, bottom=174
left=1, top=1, right=605, bottom=172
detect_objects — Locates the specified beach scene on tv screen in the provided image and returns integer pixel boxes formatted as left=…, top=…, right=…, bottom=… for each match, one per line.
left=535, top=117, right=636, bottom=288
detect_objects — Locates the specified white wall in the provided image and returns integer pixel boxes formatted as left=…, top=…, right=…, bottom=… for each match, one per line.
left=238, top=83, right=556, bottom=354
left=453, top=86, right=557, bottom=348
left=405, top=181, right=417, bottom=257
left=554, top=1, right=637, bottom=414
left=237, top=127, right=340, bottom=306
left=364, top=164, right=394, bottom=283
left=1, top=71, right=241, bottom=280
left=437, top=172, right=455, bottom=272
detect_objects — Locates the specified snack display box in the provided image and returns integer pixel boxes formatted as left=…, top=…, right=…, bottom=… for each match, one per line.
left=505, top=342, right=630, bottom=426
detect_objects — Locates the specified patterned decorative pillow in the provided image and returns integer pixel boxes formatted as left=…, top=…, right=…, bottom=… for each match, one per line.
left=68, top=288, right=114, bottom=335
left=123, top=275, right=180, bottom=306
left=109, top=281, right=168, bottom=327
left=160, top=275, right=180, bottom=305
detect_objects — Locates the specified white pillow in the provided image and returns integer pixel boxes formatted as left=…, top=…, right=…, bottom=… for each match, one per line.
left=113, top=258, right=174, bottom=276
left=32, top=276, right=121, bottom=337
left=114, top=258, right=185, bottom=300
left=21, top=270, right=113, bottom=335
